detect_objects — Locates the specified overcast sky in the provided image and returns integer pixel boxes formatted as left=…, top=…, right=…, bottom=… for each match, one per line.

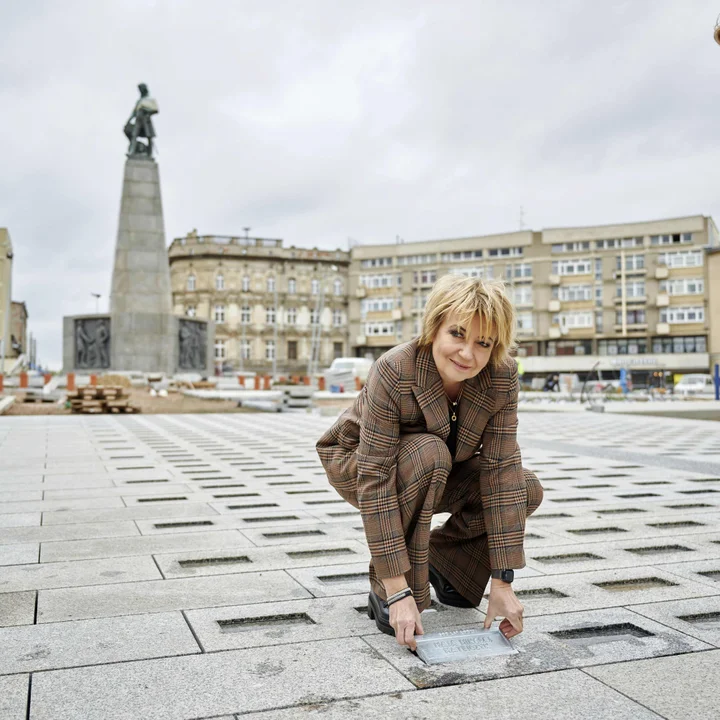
left=2, top=1, right=720, bottom=368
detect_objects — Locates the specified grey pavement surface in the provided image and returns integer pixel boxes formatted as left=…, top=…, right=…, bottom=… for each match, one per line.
left=0, top=410, right=719, bottom=719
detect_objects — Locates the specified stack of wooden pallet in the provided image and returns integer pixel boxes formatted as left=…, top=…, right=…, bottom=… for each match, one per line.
left=68, top=385, right=140, bottom=414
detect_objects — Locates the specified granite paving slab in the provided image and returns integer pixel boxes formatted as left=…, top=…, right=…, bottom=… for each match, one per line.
left=0, top=512, right=42, bottom=528
left=238, top=668, right=663, bottom=719
left=0, top=611, right=200, bottom=674
left=0, top=542, right=39, bottom=566
left=629, top=596, right=720, bottom=647
left=29, top=637, right=414, bottom=719
left=0, top=591, right=36, bottom=627
left=363, top=607, right=711, bottom=688
left=0, top=674, right=29, bottom=720
left=40, top=503, right=220, bottom=525
left=585, top=649, right=720, bottom=720
left=40, top=529, right=252, bottom=563
left=0, top=520, right=140, bottom=544
left=0, top=555, right=162, bottom=592
left=37, top=570, right=312, bottom=622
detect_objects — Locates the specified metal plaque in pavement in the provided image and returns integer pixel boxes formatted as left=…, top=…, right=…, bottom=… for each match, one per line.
left=413, top=628, right=517, bottom=665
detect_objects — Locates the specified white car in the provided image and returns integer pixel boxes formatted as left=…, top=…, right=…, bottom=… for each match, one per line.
left=323, top=357, right=374, bottom=390
left=674, top=374, right=716, bottom=397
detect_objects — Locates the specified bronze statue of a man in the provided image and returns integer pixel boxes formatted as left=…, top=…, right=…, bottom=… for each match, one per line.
left=124, top=83, right=158, bottom=158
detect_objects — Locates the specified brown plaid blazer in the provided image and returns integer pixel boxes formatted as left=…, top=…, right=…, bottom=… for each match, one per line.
left=316, top=338, right=528, bottom=578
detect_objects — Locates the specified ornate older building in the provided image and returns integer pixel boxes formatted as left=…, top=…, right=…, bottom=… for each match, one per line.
left=168, top=231, right=350, bottom=374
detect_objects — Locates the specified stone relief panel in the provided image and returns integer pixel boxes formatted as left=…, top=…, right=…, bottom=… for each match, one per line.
left=178, top=319, right=207, bottom=370
left=75, top=318, right=111, bottom=369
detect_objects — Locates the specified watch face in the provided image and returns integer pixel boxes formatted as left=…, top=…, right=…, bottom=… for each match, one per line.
left=502, top=570, right=514, bottom=583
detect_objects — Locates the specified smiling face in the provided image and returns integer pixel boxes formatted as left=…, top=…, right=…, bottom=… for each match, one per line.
left=431, top=311, right=496, bottom=395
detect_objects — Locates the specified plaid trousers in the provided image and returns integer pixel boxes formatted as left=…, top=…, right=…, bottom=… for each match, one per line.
left=334, top=432, right=543, bottom=610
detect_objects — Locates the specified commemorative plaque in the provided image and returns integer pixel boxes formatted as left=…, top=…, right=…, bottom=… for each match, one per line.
left=414, top=628, right=517, bottom=665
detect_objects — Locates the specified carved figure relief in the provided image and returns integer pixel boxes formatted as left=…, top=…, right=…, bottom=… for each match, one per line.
left=74, top=318, right=111, bottom=369
left=178, top=319, right=207, bottom=370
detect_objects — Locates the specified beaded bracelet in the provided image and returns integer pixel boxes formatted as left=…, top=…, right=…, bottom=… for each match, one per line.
left=386, top=587, right=413, bottom=606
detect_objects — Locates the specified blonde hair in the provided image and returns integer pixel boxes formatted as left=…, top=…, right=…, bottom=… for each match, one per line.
left=418, top=274, right=516, bottom=367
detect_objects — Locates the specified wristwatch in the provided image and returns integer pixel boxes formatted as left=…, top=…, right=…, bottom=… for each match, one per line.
left=491, top=569, right=514, bottom=583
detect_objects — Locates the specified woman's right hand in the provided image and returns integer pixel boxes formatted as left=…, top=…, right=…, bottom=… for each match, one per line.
left=389, top=595, right=424, bottom=651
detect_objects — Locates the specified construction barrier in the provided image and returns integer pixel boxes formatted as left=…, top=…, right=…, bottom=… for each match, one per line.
left=318, top=377, right=326, bottom=391
left=303, top=376, right=311, bottom=385
left=254, top=376, right=261, bottom=390
left=19, top=372, right=28, bottom=389
left=263, top=375, right=271, bottom=390
left=238, top=376, right=245, bottom=387
left=0, top=375, right=3, bottom=393
left=44, top=373, right=52, bottom=384
left=355, top=376, right=362, bottom=391
left=90, top=375, right=98, bottom=386
left=67, top=373, right=76, bottom=391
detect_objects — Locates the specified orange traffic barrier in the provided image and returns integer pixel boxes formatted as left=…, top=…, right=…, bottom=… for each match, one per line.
left=238, top=375, right=245, bottom=387
left=90, top=374, right=98, bottom=386
left=0, top=374, right=4, bottom=393
left=254, top=376, right=261, bottom=390
left=291, top=376, right=299, bottom=384
left=303, top=376, right=310, bottom=386
left=263, top=375, right=271, bottom=390
left=44, top=373, right=52, bottom=384
left=355, top=376, right=362, bottom=391
left=318, top=377, right=326, bottom=391
left=19, top=372, right=28, bottom=389
left=67, top=373, right=76, bottom=391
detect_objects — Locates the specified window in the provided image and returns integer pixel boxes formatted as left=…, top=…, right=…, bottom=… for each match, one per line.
left=332, top=309, right=343, bottom=327
left=360, top=273, right=402, bottom=288
left=361, top=257, right=393, bottom=268
left=547, top=340, right=592, bottom=356
left=286, top=307, right=297, bottom=325
left=398, top=253, right=438, bottom=265
left=360, top=297, right=395, bottom=316
left=287, top=340, right=297, bottom=361
left=657, top=250, right=703, bottom=268
left=412, top=270, right=437, bottom=285
left=559, top=285, right=592, bottom=302
left=596, top=237, right=643, bottom=250
left=265, top=306, right=276, bottom=324
left=440, top=250, right=484, bottom=263
left=240, top=340, right=251, bottom=360
left=186, top=275, right=196, bottom=291
left=310, top=309, right=319, bottom=325
left=659, top=306, right=705, bottom=324
left=659, top=278, right=704, bottom=295
left=450, top=266, right=492, bottom=279
left=558, top=311, right=594, bottom=329
left=506, top=262, right=532, bottom=280
left=333, top=279, right=343, bottom=296
left=185, top=305, right=196, bottom=318
left=333, top=342, right=343, bottom=359
left=552, top=258, right=592, bottom=275
left=651, top=233, right=692, bottom=245
left=595, top=286, right=603, bottom=307
left=364, top=321, right=395, bottom=336
left=595, top=258, right=603, bottom=280
left=241, top=275, right=250, bottom=292
left=616, top=280, right=645, bottom=298
left=513, top=286, right=533, bottom=305
left=214, top=304, right=225, bottom=323
left=488, top=246, right=523, bottom=257
left=551, top=241, right=591, bottom=253
left=616, top=309, right=646, bottom=325
left=267, top=276, right=276, bottom=293
left=595, top=310, right=603, bottom=332
left=215, top=273, right=224, bottom=290
left=311, top=279, right=320, bottom=295
left=616, top=254, right=645, bottom=271
left=598, top=339, right=647, bottom=355
left=652, top=335, right=706, bottom=353
left=265, top=340, right=275, bottom=361
left=240, top=306, right=251, bottom=324
left=288, top=278, right=296, bottom=294
left=517, top=312, right=533, bottom=332
left=214, top=340, right=226, bottom=360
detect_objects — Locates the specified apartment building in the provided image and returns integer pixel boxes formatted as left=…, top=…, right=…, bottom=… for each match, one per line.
left=168, top=231, right=350, bottom=374
left=349, top=215, right=719, bottom=386
left=0, top=228, right=13, bottom=372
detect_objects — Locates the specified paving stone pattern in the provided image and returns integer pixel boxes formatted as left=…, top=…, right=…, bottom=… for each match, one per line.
left=0, top=410, right=719, bottom=719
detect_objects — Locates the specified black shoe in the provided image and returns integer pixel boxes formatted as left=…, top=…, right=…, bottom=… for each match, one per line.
left=367, top=591, right=395, bottom=636
left=428, top=564, right=477, bottom=608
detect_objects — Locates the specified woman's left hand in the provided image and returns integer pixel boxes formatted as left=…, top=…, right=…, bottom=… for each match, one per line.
left=483, top=581, right=524, bottom=638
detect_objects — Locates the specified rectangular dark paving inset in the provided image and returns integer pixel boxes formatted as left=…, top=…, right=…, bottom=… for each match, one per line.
left=153, top=521, right=214, bottom=529
left=268, top=481, right=310, bottom=486
left=664, top=503, right=713, bottom=509
left=262, top=530, right=326, bottom=539
left=567, top=527, right=627, bottom=535
left=550, top=623, right=653, bottom=646
left=597, top=508, right=646, bottom=515
left=217, top=612, right=316, bottom=633
left=594, top=577, right=678, bottom=592
left=242, top=515, right=300, bottom=523
left=227, top=503, right=279, bottom=510
left=137, top=497, right=188, bottom=503
left=698, top=570, right=720, bottom=582
left=615, top=493, right=660, bottom=499
left=625, top=545, right=694, bottom=556
left=678, top=611, right=720, bottom=629
left=212, top=493, right=260, bottom=499
left=317, top=572, right=369, bottom=584
left=532, top=513, right=572, bottom=520
left=647, top=520, right=705, bottom=528
left=286, top=548, right=356, bottom=559
left=550, top=497, right=596, bottom=503
left=515, top=588, right=568, bottom=600
left=532, top=553, right=604, bottom=564
left=178, top=555, right=252, bottom=568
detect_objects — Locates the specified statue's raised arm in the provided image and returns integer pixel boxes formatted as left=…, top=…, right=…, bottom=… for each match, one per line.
left=124, top=83, right=159, bottom=158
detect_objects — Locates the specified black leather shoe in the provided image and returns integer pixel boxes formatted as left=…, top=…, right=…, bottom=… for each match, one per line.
left=367, top=591, right=395, bottom=636
left=428, top=564, right=477, bottom=608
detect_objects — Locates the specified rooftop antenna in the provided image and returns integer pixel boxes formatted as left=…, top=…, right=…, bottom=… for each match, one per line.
left=243, top=227, right=251, bottom=239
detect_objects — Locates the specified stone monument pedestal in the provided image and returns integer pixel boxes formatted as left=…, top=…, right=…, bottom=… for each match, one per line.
left=63, top=156, right=213, bottom=376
